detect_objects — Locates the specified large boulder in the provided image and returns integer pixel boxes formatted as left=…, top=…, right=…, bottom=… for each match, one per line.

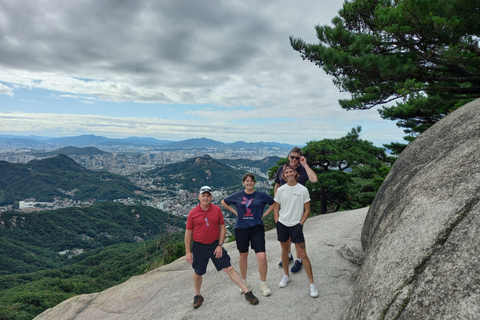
left=342, top=99, right=480, bottom=319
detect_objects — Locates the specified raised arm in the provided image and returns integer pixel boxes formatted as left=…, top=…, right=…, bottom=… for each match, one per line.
left=300, top=156, right=318, bottom=183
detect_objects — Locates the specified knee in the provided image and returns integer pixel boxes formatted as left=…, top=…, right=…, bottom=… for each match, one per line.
left=223, top=266, right=234, bottom=273
left=296, top=252, right=307, bottom=259
left=256, top=252, right=266, bottom=261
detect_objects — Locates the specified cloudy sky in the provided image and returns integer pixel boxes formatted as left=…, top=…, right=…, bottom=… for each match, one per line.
left=0, top=0, right=405, bottom=146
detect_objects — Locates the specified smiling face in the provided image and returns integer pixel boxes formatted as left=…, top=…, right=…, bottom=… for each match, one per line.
left=289, top=152, right=301, bottom=167
left=283, top=167, right=298, bottom=184
left=198, top=192, right=212, bottom=208
left=243, top=176, right=255, bottom=192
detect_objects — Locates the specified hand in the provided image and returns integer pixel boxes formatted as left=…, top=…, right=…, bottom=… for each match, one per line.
left=214, top=246, right=223, bottom=259
left=299, top=156, right=307, bottom=165
left=186, top=252, right=193, bottom=264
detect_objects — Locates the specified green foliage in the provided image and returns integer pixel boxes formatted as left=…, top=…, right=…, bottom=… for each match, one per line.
left=0, top=154, right=138, bottom=206
left=219, top=156, right=281, bottom=175
left=0, top=202, right=185, bottom=276
left=137, top=154, right=256, bottom=192
left=301, top=127, right=391, bottom=214
left=0, top=232, right=186, bottom=320
left=267, top=157, right=290, bottom=196
left=290, top=0, right=480, bottom=144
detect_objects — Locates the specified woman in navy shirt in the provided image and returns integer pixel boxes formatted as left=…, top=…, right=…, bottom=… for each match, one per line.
left=221, top=173, right=275, bottom=297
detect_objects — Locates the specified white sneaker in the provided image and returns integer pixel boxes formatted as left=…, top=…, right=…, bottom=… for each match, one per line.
left=260, top=283, right=272, bottom=296
left=239, top=279, right=250, bottom=294
left=279, top=275, right=291, bottom=288
left=310, top=283, right=319, bottom=298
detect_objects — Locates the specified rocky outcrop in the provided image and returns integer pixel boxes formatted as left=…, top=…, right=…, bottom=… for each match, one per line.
left=342, top=99, right=480, bottom=319
left=35, top=208, right=368, bottom=320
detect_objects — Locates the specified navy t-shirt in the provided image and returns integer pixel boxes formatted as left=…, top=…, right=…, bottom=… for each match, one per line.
left=223, top=191, right=275, bottom=229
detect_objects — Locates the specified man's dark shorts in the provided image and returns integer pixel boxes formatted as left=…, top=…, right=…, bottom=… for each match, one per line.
left=192, top=240, right=231, bottom=276
left=275, top=221, right=305, bottom=243
left=234, top=224, right=266, bottom=253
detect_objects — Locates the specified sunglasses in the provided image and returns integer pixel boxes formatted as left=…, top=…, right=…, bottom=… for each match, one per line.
left=290, top=156, right=300, bottom=160
left=200, top=186, right=212, bottom=193
left=205, top=216, right=210, bottom=227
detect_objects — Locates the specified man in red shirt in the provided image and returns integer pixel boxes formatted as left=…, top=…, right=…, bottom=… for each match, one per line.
left=185, top=186, right=259, bottom=309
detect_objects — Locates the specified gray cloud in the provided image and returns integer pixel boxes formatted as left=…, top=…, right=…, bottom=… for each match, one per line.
left=0, top=0, right=406, bottom=145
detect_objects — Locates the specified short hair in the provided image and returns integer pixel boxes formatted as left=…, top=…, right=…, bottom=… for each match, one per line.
left=289, top=147, right=303, bottom=156
left=242, top=173, right=256, bottom=182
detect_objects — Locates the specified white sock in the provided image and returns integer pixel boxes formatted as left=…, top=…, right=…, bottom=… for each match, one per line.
left=296, top=258, right=302, bottom=262
left=288, top=253, right=293, bottom=258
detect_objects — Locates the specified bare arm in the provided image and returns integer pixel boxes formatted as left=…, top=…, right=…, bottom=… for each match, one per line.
left=273, top=202, right=280, bottom=223
left=262, top=203, right=275, bottom=218
left=300, top=156, right=318, bottom=183
left=220, top=199, right=237, bottom=216
left=300, top=201, right=311, bottom=225
left=214, top=224, right=226, bottom=258
left=185, top=229, right=193, bottom=264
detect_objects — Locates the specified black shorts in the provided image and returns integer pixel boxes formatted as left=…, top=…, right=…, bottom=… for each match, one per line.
left=192, top=240, right=231, bottom=276
left=275, top=221, right=305, bottom=243
left=234, top=225, right=266, bottom=253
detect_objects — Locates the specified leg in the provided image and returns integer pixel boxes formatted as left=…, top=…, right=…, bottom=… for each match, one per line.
left=239, top=252, right=249, bottom=280
left=280, top=241, right=291, bottom=276
left=286, top=238, right=292, bottom=255
left=223, top=266, right=249, bottom=293
left=294, top=242, right=314, bottom=284
left=193, top=272, right=202, bottom=295
left=256, top=252, right=268, bottom=282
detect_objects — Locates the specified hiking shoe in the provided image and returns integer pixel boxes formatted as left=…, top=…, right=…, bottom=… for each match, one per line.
left=278, top=255, right=294, bottom=267
left=291, top=260, right=303, bottom=273
left=310, top=283, right=319, bottom=298
left=279, top=275, right=291, bottom=288
left=245, top=291, right=259, bottom=305
left=193, top=295, right=203, bottom=309
left=260, top=283, right=272, bottom=297
left=239, top=279, right=250, bottom=294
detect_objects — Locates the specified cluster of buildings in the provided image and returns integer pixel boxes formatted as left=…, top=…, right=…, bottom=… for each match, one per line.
left=1, top=145, right=279, bottom=215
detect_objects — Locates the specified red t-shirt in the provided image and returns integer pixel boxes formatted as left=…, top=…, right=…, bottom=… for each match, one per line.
left=186, top=203, right=225, bottom=244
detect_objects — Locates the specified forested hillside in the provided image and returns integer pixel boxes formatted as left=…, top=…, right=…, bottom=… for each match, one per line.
left=218, top=156, right=281, bottom=174
left=136, top=154, right=264, bottom=193
left=0, top=202, right=184, bottom=275
left=0, top=202, right=186, bottom=320
left=0, top=154, right=138, bottom=206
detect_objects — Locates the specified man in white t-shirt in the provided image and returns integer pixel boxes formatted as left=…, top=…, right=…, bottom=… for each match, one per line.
left=273, top=164, right=319, bottom=298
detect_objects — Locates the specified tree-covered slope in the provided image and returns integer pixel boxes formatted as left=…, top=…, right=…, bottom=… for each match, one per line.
left=137, top=154, right=251, bottom=192
left=0, top=154, right=138, bottom=205
left=218, top=156, right=281, bottom=174
left=0, top=202, right=185, bottom=275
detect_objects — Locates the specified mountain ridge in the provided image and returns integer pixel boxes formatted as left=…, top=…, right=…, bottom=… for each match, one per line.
left=0, top=134, right=296, bottom=150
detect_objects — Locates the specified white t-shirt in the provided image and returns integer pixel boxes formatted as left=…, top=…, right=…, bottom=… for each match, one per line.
left=274, top=183, right=311, bottom=227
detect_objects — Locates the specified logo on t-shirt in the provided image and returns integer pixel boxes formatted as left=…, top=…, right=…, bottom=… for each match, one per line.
left=241, top=197, right=254, bottom=217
